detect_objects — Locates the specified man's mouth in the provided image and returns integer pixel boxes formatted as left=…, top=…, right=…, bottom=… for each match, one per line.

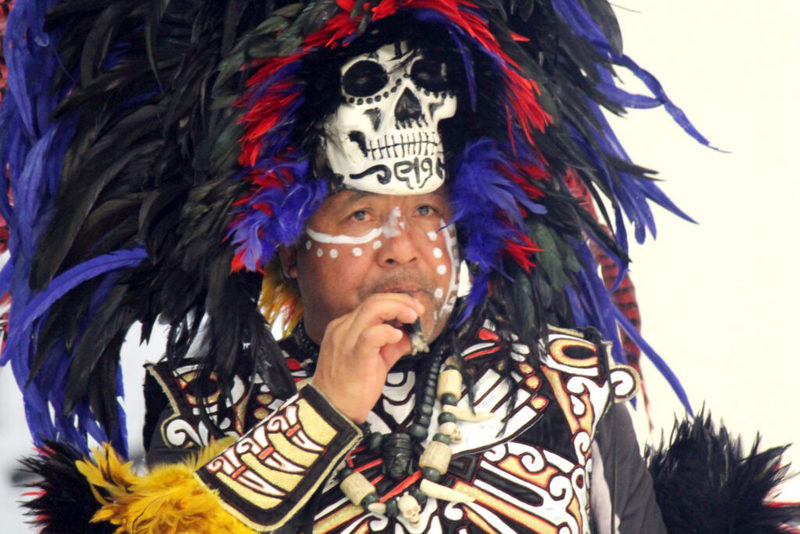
left=383, top=285, right=423, bottom=295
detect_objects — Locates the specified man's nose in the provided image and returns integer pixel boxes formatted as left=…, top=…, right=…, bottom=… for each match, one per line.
left=376, top=226, right=419, bottom=266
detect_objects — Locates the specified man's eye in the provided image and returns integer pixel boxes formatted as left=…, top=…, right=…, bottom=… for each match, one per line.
left=350, top=209, right=369, bottom=222
left=416, top=205, right=436, bottom=216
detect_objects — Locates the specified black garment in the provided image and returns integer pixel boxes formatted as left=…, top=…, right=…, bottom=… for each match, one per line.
left=145, top=321, right=667, bottom=533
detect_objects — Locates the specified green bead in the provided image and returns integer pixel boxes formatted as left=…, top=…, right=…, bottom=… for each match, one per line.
left=360, top=493, right=379, bottom=508
left=408, top=423, right=428, bottom=440
left=440, top=393, right=458, bottom=405
left=420, top=403, right=433, bottom=416
left=366, top=432, right=383, bottom=452
left=339, top=467, right=354, bottom=480
left=417, top=415, right=431, bottom=427
left=438, top=411, right=457, bottom=424
left=385, top=498, right=399, bottom=517
left=432, top=432, right=451, bottom=445
left=410, top=487, right=428, bottom=506
left=421, top=467, right=442, bottom=482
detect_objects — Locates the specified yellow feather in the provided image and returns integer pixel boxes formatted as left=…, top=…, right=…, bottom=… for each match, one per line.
left=77, top=438, right=255, bottom=533
left=258, top=262, right=302, bottom=339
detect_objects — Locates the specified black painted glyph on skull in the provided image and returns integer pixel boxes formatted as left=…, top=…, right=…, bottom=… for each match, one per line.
left=322, top=41, right=457, bottom=194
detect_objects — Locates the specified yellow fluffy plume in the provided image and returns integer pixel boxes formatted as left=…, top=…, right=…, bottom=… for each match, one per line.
left=76, top=438, right=256, bottom=534
left=259, top=263, right=302, bottom=339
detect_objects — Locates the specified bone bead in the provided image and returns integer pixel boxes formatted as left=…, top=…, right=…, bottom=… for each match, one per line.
left=436, top=368, right=462, bottom=400
left=398, top=494, right=421, bottom=525
left=367, top=502, right=387, bottom=515
left=438, top=421, right=462, bottom=443
left=340, top=471, right=376, bottom=507
left=444, top=356, right=460, bottom=368
left=419, top=440, right=452, bottom=474
left=442, top=404, right=495, bottom=422
left=419, top=479, right=474, bottom=503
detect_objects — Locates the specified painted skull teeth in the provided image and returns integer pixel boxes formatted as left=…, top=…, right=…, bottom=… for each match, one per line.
left=365, top=132, right=442, bottom=159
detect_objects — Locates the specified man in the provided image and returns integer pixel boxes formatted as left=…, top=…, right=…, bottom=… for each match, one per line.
left=142, top=183, right=664, bottom=533
left=131, top=33, right=666, bottom=531
left=9, top=1, right=797, bottom=533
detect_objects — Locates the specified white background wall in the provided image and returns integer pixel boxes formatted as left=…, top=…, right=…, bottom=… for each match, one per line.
left=610, top=0, right=800, bottom=502
left=1, top=1, right=798, bottom=531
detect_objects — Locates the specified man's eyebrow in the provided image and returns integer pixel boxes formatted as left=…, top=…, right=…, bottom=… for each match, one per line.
left=332, top=190, right=372, bottom=209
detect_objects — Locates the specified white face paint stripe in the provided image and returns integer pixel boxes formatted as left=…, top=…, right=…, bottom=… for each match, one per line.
left=437, top=220, right=460, bottom=319
left=306, top=226, right=382, bottom=245
left=382, top=206, right=403, bottom=237
left=433, top=247, right=443, bottom=258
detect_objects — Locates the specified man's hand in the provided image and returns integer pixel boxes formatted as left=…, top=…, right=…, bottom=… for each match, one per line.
left=311, top=293, right=423, bottom=423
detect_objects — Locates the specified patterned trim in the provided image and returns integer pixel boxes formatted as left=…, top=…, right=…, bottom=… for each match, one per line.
left=195, top=384, right=362, bottom=531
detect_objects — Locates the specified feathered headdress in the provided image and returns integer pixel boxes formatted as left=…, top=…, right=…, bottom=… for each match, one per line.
left=0, top=0, right=709, bottom=455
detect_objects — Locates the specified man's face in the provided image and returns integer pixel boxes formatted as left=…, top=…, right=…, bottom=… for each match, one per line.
left=286, top=189, right=460, bottom=345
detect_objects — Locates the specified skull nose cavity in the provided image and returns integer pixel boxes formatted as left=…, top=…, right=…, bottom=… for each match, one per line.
left=395, top=88, right=422, bottom=125
left=348, top=131, right=368, bottom=156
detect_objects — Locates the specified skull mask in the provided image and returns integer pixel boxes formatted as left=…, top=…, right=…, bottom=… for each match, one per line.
left=322, top=41, right=457, bottom=194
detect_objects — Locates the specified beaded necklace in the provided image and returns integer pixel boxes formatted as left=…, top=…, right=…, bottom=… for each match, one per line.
left=337, top=351, right=492, bottom=525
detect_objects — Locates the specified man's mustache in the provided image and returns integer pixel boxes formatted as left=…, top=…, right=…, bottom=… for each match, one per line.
left=360, top=271, right=436, bottom=299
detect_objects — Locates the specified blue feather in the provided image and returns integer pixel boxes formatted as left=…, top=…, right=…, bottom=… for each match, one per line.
left=614, top=308, right=693, bottom=414
left=451, top=138, right=547, bottom=319
left=3, top=249, right=147, bottom=368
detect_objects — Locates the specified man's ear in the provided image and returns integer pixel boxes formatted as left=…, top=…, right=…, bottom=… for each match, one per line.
left=278, top=245, right=298, bottom=279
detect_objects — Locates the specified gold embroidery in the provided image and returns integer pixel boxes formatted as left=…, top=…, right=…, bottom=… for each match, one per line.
left=541, top=366, right=581, bottom=436
left=549, top=338, right=599, bottom=368
left=452, top=481, right=559, bottom=534
left=297, top=397, right=338, bottom=443
left=464, top=508, right=500, bottom=533
left=498, top=456, right=559, bottom=488
left=213, top=471, right=285, bottom=509
left=314, top=503, right=364, bottom=532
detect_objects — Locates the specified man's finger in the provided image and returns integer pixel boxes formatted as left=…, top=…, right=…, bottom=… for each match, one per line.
left=356, top=323, right=404, bottom=355
left=352, top=294, right=422, bottom=330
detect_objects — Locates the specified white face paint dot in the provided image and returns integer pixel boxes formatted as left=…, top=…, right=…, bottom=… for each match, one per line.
left=433, top=247, right=443, bottom=259
left=316, top=248, right=323, bottom=257
left=436, top=264, right=447, bottom=275
left=427, top=231, right=437, bottom=242
left=434, top=288, right=444, bottom=299
left=353, top=247, right=363, bottom=257
left=329, top=249, right=338, bottom=258
left=305, top=240, right=312, bottom=250
left=373, top=240, right=382, bottom=250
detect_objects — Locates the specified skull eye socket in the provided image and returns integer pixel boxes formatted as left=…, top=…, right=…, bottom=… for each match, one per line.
left=342, top=60, right=389, bottom=97
left=410, top=58, right=450, bottom=92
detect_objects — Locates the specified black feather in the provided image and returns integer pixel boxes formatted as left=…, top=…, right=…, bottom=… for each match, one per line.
left=647, top=413, right=800, bottom=534
left=20, top=442, right=113, bottom=534
left=145, top=0, right=173, bottom=88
